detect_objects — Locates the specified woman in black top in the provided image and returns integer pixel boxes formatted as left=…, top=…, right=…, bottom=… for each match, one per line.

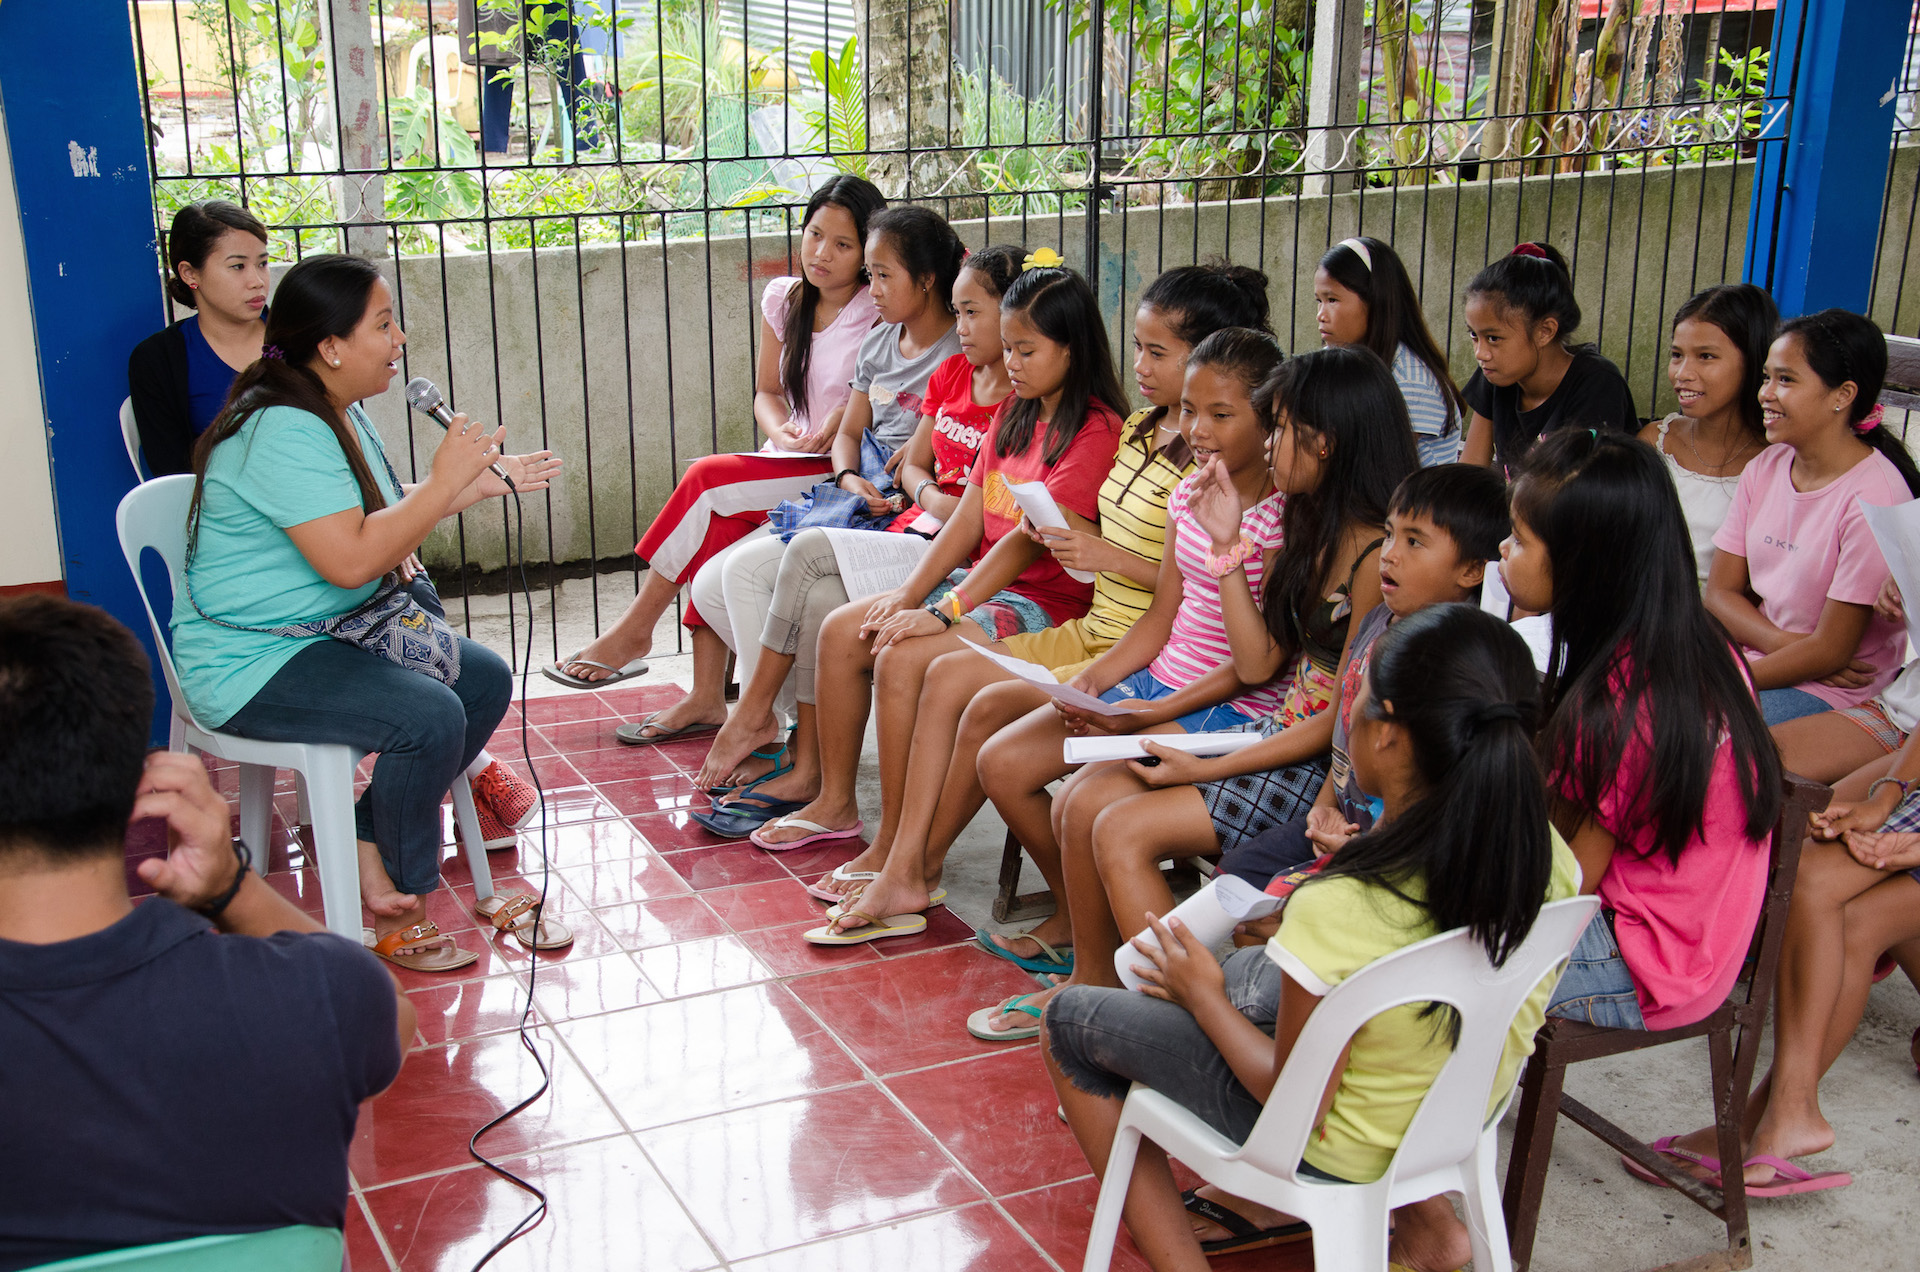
left=125, top=201, right=269, bottom=476
left=1459, top=241, right=1638, bottom=472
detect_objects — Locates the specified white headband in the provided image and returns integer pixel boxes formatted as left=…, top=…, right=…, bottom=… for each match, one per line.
left=1337, top=237, right=1372, bottom=272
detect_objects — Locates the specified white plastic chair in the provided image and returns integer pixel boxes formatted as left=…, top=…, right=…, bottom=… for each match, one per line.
left=120, top=397, right=147, bottom=482
left=1082, top=894, right=1601, bottom=1272
left=116, top=475, right=496, bottom=940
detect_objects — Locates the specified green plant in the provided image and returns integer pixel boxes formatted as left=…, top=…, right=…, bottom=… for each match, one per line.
left=800, top=36, right=867, bottom=176
left=185, top=0, right=328, bottom=173
left=951, top=62, right=1085, bottom=213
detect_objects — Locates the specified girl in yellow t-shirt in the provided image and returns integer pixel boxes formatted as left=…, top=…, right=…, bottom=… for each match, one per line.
left=1043, top=603, right=1579, bottom=1269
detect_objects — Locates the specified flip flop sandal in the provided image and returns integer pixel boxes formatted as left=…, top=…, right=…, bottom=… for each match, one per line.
left=541, top=651, right=649, bottom=690
left=476, top=893, right=575, bottom=952
left=805, top=865, right=878, bottom=902
left=615, top=712, right=721, bottom=746
left=824, top=887, right=946, bottom=920
left=973, top=927, right=1074, bottom=974
left=802, top=908, right=928, bottom=945
left=966, top=992, right=1044, bottom=1041
left=689, top=794, right=810, bottom=840
left=1620, top=1135, right=1723, bottom=1188
left=363, top=921, right=478, bottom=973
left=751, top=816, right=865, bottom=852
left=1739, top=1155, right=1852, bottom=1198
left=706, top=741, right=794, bottom=797
left=1181, top=1189, right=1312, bottom=1256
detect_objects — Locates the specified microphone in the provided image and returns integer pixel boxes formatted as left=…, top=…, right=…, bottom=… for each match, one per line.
left=405, top=376, right=512, bottom=487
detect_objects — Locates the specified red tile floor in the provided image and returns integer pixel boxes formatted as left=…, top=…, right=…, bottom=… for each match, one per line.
left=143, top=682, right=1316, bottom=1272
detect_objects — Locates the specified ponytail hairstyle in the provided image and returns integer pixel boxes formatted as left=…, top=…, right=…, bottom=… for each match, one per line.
left=1135, top=261, right=1273, bottom=449
left=995, top=264, right=1128, bottom=465
left=1513, top=429, right=1781, bottom=862
left=1672, top=283, right=1776, bottom=446
left=867, top=205, right=966, bottom=315
left=186, top=254, right=391, bottom=553
left=780, top=175, right=886, bottom=421
left=1777, top=309, right=1920, bottom=497
left=1312, top=603, right=1553, bottom=969
left=1464, top=241, right=1585, bottom=351
left=963, top=243, right=1025, bottom=299
left=1254, top=345, right=1418, bottom=664
left=1320, top=235, right=1466, bottom=437
left=164, top=199, right=268, bottom=309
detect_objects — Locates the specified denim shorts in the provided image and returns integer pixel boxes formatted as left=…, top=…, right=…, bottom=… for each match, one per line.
left=1102, top=668, right=1260, bottom=734
left=1758, top=686, right=1832, bottom=726
left=1048, top=947, right=1282, bottom=1142
left=1545, top=910, right=1646, bottom=1029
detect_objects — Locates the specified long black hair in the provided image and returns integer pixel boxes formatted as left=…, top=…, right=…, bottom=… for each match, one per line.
left=1255, top=345, right=1418, bottom=663
left=1134, top=262, right=1273, bottom=450
left=187, top=254, right=390, bottom=550
left=1464, top=241, right=1585, bottom=350
left=1312, top=603, right=1553, bottom=968
left=779, top=174, right=886, bottom=421
left=867, top=205, right=965, bottom=315
left=1777, top=309, right=1920, bottom=497
left=1672, top=283, right=1776, bottom=444
left=995, top=264, right=1128, bottom=465
left=1320, top=236, right=1465, bottom=436
left=963, top=243, right=1025, bottom=298
left=1513, top=429, right=1782, bottom=862
left=165, top=199, right=268, bottom=309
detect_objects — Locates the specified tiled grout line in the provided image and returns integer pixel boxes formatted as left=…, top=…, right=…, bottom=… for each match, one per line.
left=350, top=1187, right=400, bottom=1272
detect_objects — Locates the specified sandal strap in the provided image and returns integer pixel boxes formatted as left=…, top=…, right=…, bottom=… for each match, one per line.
left=1019, top=931, right=1065, bottom=963
left=489, top=893, right=540, bottom=932
left=372, top=921, right=445, bottom=958
left=832, top=909, right=881, bottom=933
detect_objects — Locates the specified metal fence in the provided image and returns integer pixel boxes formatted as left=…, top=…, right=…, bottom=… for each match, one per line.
left=130, top=0, right=1894, bottom=667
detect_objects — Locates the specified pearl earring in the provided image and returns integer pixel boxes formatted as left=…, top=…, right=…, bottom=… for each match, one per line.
left=331, top=359, right=341, bottom=367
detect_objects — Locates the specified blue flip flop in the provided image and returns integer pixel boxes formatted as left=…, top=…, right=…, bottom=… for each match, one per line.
left=973, top=928, right=1075, bottom=975
left=690, top=790, right=810, bottom=839
left=705, top=739, right=794, bottom=797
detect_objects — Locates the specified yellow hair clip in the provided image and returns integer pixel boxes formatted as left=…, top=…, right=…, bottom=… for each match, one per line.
left=1022, top=247, right=1064, bottom=272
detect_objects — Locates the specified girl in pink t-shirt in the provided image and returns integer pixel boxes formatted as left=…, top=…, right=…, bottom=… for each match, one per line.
left=1706, top=310, right=1920, bottom=729
left=1499, top=429, right=1782, bottom=1037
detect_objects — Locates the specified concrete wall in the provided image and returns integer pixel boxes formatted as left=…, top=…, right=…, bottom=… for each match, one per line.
left=375, top=154, right=1891, bottom=574
left=0, top=99, right=63, bottom=590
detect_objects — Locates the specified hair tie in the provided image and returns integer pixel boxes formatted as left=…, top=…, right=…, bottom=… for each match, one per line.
left=261, top=344, right=284, bottom=361
left=1510, top=242, right=1551, bottom=262
left=1855, top=403, right=1886, bottom=434
left=1023, top=247, right=1064, bottom=272
left=1470, top=702, right=1525, bottom=734
left=1336, top=237, right=1372, bottom=272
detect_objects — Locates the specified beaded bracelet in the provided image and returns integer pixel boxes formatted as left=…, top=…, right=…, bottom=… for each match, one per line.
left=1205, top=533, right=1257, bottom=578
left=1867, top=776, right=1913, bottom=805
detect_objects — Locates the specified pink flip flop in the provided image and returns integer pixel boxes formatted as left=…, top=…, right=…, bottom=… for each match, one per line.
left=1739, top=1155, right=1852, bottom=1198
left=1621, top=1135, right=1722, bottom=1188
left=804, top=865, right=877, bottom=902
left=749, top=816, right=865, bottom=852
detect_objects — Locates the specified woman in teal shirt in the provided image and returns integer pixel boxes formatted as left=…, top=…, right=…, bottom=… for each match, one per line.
left=173, top=254, right=561, bottom=971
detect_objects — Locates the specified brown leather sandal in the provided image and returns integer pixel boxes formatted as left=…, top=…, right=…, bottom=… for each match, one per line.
left=476, top=892, right=574, bottom=952
left=363, top=921, right=478, bottom=972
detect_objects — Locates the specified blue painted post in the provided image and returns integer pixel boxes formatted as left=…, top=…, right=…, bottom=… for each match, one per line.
left=0, top=2, right=172, bottom=739
left=1745, top=0, right=1912, bottom=316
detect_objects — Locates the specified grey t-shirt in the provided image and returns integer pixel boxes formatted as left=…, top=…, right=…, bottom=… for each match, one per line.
left=851, top=320, right=962, bottom=450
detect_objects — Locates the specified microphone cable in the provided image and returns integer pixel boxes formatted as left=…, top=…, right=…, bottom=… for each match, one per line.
left=462, top=474, right=558, bottom=1270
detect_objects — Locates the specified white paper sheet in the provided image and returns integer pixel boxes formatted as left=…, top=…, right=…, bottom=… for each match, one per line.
left=1115, top=875, right=1283, bottom=991
left=965, top=643, right=1143, bottom=716
left=1861, top=497, right=1920, bottom=650
left=1006, top=479, right=1095, bottom=582
left=1511, top=614, right=1553, bottom=676
left=1062, top=732, right=1264, bottom=765
left=818, top=528, right=931, bottom=600
left=1480, top=559, right=1512, bottom=619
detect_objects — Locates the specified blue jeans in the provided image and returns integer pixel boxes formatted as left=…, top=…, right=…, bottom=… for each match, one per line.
left=1545, top=911, right=1646, bottom=1029
left=1758, top=686, right=1831, bottom=726
left=1103, top=668, right=1256, bottom=733
left=222, top=621, right=510, bottom=896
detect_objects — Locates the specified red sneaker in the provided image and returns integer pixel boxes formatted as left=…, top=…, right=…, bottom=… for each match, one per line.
left=472, top=760, right=539, bottom=830
left=472, top=797, right=520, bottom=851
